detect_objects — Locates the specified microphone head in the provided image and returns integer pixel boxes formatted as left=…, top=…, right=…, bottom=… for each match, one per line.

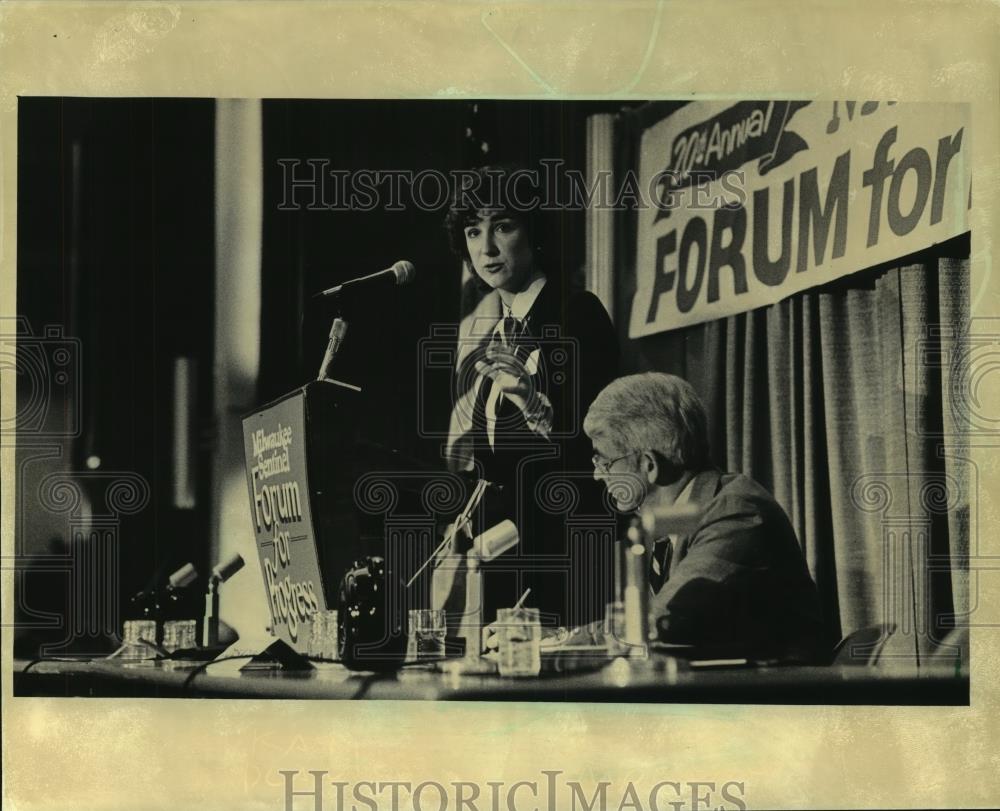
left=167, top=562, right=198, bottom=590
left=390, top=260, right=416, bottom=286
left=212, top=553, right=245, bottom=584
left=472, top=519, right=519, bottom=562
left=640, top=503, right=703, bottom=538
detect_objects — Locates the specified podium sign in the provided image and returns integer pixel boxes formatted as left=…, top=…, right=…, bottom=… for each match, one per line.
left=242, top=391, right=326, bottom=650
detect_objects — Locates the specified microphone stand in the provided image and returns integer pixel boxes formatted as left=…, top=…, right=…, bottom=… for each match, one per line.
left=203, top=575, right=222, bottom=647
left=312, top=298, right=362, bottom=391
left=317, top=314, right=349, bottom=382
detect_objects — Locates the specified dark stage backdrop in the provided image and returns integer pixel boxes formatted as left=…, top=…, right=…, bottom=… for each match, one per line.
left=15, top=98, right=216, bottom=654
left=14, top=98, right=634, bottom=655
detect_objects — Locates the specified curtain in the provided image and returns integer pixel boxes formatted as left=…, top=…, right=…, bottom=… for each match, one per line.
left=212, top=99, right=272, bottom=642
left=638, top=237, right=970, bottom=661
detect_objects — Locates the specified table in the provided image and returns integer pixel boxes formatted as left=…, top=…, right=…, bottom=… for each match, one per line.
left=13, top=654, right=969, bottom=704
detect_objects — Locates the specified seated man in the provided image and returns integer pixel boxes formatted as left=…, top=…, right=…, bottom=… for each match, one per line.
left=488, top=372, right=829, bottom=661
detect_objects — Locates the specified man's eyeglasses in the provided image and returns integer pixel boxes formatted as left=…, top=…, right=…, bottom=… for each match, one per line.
left=591, top=450, right=639, bottom=475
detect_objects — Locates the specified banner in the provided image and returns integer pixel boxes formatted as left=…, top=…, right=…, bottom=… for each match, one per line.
left=629, top=101, right=971, bottom=337
left=242, top=394, right=326, bottom=651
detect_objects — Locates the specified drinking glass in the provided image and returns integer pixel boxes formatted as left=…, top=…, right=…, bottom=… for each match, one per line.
left=321, top=610, right=339, bottom=660
left=307, top=610, right=325, bottom=658
left=121, top=620, right=159, bottom=660
left=162, top=619, right=197, bottom=653
left=408, top=609, right=446, bottom=661
left=496, top=606, right=541, bottom=677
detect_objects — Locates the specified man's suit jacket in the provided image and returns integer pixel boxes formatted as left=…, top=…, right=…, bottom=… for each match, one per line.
left=649, top=469, right=827, bottom=659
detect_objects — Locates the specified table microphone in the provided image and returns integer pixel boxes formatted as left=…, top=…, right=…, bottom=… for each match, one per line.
left=640, top=503, right=703, bottom=540
left=129, top=561, right=199, bottom=613
left=623, top=518, right=650, bottom=652
left=167, top=562, right=198, bottom=590
left=211, top=553, right=245, bottom=584
left=472, top=519, right=519, bottom=562
left=204, top=553, right=246, bottom=646
left=314, top=261, right=415, bottom=381
left=459, top=520, right=520, bottom=658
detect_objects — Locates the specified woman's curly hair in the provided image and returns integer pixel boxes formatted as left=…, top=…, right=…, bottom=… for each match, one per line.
left=443, top=164, right=562, bottom=287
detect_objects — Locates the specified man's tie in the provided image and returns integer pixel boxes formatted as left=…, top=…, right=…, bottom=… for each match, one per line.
left=649, top=537, right=673, bottom=594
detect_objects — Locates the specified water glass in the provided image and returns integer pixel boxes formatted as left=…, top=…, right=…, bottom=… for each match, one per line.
left=162, top=619, right=198, bottom=653
left=321, top=609, right=339, bottom=660
left=307, top=610, right=325, bottom=658
left=407, top=609, right=446, bottom=661
left=496, top=606, right=541, bottom=677
left=121, top=619, right=159, bottom=659
left=122, top=619, right=158, bottom=646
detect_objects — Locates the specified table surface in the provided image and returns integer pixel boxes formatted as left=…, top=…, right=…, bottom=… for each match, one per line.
left=13, top=652, right=969, bottom=704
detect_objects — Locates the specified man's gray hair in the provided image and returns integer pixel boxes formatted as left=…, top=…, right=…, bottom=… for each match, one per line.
left=583, top=372, right=711, bottom=470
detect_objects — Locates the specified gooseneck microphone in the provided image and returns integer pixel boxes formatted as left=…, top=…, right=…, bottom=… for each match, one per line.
left=315, top=260, right=416, bottom=299
left=314, top=261, right=415, bottom=381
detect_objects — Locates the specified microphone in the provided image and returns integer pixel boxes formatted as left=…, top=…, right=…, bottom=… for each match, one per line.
left=130, top=562, right=199, bottom=603
left=459, top=520, right=520, bottom=659
left=210, top=553, right=245, bottom=584
left=640, top=503, right=703, bottom=540
left=204, top=553, right=246, bottom=647
left=167, top=562, right=198, bottom=590
left=472, top=519, right=519, bottom=562
left=316, top=260, right=416, bottom=298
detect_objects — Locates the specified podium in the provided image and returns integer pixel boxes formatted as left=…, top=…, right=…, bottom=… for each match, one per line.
left=242, top=380, right=430, bottom=653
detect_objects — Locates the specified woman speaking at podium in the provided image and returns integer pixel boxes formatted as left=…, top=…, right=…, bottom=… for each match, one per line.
left=440, top=164, right=619, bottom=629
